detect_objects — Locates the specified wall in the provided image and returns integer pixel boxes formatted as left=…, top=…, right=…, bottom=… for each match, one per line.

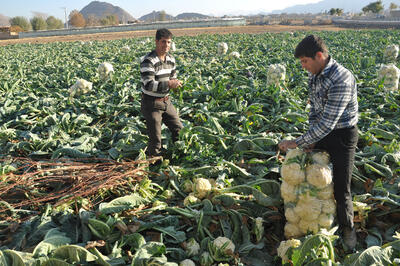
left=332, top=18, right=400, bottom=28
left=19, top=18, right=246, bottom=39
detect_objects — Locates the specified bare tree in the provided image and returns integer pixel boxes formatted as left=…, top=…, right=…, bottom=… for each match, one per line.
left=69, top=10, right=85, bottom=27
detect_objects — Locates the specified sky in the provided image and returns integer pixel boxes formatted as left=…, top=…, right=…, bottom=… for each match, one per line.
left=1, top=0, right=322, bottom=20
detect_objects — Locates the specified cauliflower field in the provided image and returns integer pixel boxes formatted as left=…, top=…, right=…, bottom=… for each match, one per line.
left=0, top=30, right=400, bottom=265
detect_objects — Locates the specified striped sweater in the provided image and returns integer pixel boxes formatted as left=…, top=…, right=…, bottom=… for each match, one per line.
left=140, top=50, right=177, bottom=97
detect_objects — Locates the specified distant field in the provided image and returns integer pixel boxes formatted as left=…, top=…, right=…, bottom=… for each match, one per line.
left=0, top=24, right=347, bottom=46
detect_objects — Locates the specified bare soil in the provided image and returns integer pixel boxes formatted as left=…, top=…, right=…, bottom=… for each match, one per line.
left=0, top=25, right=349, bottom=46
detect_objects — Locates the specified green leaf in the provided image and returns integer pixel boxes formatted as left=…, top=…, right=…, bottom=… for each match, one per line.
left=42, top=258, right=73, bottom=266
left=344, top=246, right=393, bottom=266
left=99, top=193, right=149, bottom=214
left=52, top=245, right=98, bottom=264
left=88, top=218, right=111, bottom=239
left=33, top=230, right=71, bottom=257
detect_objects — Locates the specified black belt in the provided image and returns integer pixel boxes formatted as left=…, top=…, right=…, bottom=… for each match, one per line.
left=142, top=93, right=169, bottom=101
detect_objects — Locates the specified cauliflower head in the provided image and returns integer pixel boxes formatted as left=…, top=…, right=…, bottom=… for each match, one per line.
left=306, top=164, right=332, bottom=189
left=217, top=42, right=228, bottom=55
left=281, top=163, right=305, bottom=186
left=284, top=148, right=304, bottom=162
left=281, top=181, right=297, bottom=203
left=318, top=213, right=334, bottom=228
left=213, top=236, right=235, bottom=254
left=294, top=195, right=322, bottom=221
left=184, top=238, right=200, bottom=256
left=312, top=151, right=330, bottom=165
left=184, top=193, right=200, bottom=206
left=284, top=223, right=302, bottom=239
left=321, top=198, right=336, bottom=215
left=299, top=219, right=319, bottom=234
left=98, top=62, right=114, bottom=81
left=180, top=259, right=196, bottom=266
left=277, top=239, right=301, bottom=262
left=317, top=184, right=334, bottom=200
left=285, top=207, right=300, bottom=224
left=194, top=178, right=212, bottom=199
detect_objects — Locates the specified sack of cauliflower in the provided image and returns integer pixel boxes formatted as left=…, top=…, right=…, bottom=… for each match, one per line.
left=281, top=148, right=336, bottom=239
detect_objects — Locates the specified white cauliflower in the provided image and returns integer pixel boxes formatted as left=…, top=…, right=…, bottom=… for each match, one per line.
left=383, top=44, right=399, bottom=62
left=294, top=195, right=322, bottom=221
left=182, top=179, right=194, bottom=193
left=306, top=164, right=332, bottom=189
left=213, top=236, right=235, bottom=255
left=299, top=219, right=319, bottom=234
left=98, top=62, right=114, bottom=81
left=280, top=181, right=297, bottom=203
left=121, top=45, right=130, bottom=52
left=180, top=259, right=196, bottom=266
left=267, top=63, right=286, bottom=86
left=318, top=213, right=334, bottom=228
left=229, top=51, right=240, bottom=59
left=184, top=238, right=200, bottom=256
left=285, top=207, right=300, bottom=224
left=312, top=151, right=330, bottom=165
left=184, top=193, right=200, bottom=206
left=321, top=198, right=336, bottom=214
left=317, top=184, right=334, bottom=200
left=277, top=239, right=301, bottom=262
left=378, top=63, right=400, bottom=91
left=284, top=223, right=302, bottom=239
left=217, top=42, right=228, bottom=55
left=281, top=163, right=305, bottom=186
left=69, top=78, right=92, bottom=97
left=284, top=148, right=304, bottom=162
left=194, top=178, right=212, bottom=199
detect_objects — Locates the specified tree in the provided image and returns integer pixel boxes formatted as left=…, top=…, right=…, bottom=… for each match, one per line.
left=100, top=14, right=119, bottom=26
left=9, top=16, right=31, bottom=31
left=329, top=8, right=344, bottom=16
left=362, top=1, right=384, bottom=14
left=30, top=16, right=47, bottom=31
left=46, top=16, right=63, bottom=30
left=69, top=10, right=85, bottom=27
left=159, top=10, right=166, bottom=21
left=390, top=2, right=398, bottom=10
left=86, top=14, right=100, bottom=27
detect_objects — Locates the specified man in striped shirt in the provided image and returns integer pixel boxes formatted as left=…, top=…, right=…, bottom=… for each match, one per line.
left=279, top=35, right=358, bottom=250
left=140, top=28, right=183, bottom=159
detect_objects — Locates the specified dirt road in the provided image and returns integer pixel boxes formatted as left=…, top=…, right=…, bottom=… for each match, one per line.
left=0, top=25, right=347, bottom=46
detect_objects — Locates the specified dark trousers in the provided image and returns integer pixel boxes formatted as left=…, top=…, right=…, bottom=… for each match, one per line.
left=314, top=126, right=358, bottom=229
left=141, top=94, right=183, bottom=157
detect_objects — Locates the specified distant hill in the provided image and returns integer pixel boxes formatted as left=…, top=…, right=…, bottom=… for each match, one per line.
left=0, top=14, right=10, bottom=26
left=139, top=11, right=174, bottom=22
left=175, top=13, right=211, bottom=20
left=270, top=0, right=398, bottom=14
left=80, top=1, right=135, bottom=23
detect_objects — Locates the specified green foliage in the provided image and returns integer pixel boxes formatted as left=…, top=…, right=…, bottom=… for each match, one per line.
left=46, top=16, right=64, bottom=30
left=30, top=16, right=47, bottom=31
left=9, top=16, right=31, bottom=31
left=362, top=1, right=384, bottom=14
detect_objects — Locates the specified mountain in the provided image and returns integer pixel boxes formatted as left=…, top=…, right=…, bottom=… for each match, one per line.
left=80, top=1, right=135, bottom=23
left=139, top=11, right=174, bottom=22
left=270, top=0, right=398, bottom=14
left=175, top=13, right=211, bottom=20
left=139, top=11, right=210, bottom=22
left=0, top=14, right=10, bottom=26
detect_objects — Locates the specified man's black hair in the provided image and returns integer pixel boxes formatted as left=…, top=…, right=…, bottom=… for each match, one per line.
left=294, top=35, right=328, bottom=59
left=156, top=28, right=172, bottom=40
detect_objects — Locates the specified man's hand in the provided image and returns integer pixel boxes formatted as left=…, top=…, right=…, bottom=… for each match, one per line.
left=278, top=140, right=298, bottom=152
left=168, top=79, right=182, bottom=90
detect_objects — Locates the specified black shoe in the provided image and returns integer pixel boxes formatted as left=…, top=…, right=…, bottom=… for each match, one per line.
left=343, top=227, right=357, bottom=250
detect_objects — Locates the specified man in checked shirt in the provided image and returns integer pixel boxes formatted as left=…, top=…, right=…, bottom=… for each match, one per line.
left=140, top=28, right=183, bottom=161
left=279, top=35, right=358, bottom=250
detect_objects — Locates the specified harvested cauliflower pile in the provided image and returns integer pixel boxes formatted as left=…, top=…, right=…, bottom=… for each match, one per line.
left=378, top=63, right=400, bottom=91
left=281, top=149, right=336, bottom=239
left=267, top=63, right=286, bottom=86
left=98, top=62, right=114, bottom=81
left=383, top=44, right=399, bottom=62
left=69, top=78, right=93, bottom=97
